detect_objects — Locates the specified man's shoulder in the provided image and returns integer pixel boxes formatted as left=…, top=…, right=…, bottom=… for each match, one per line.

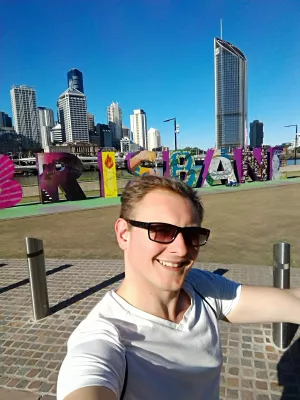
left=186, top=268, right=220, bottom=287
left=185, top=268, right=239, bottom=298
left=68, top=291, right=127, bottom=349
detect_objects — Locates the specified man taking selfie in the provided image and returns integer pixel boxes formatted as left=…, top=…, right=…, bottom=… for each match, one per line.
left=57, top=175, right=300, bottom=400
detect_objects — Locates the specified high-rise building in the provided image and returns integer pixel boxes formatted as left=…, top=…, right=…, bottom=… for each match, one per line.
left=107, top=102, right=122, bottom=149
left=50, top=123, right=63, bottom=143
left=58, top=88, right=89, bottom=143
left=67, top=68, right=84, bottom=93
left=130, top=109, right=147, bottom=149
left=120, top=137, right=140, bottom=153
left=87, top=112, right=95, bottom=135
left=91, top=123, right=112, bottom=147
left=147, top=128, right=161, bottom=151
left=38, top=107, right=55, bottom=149
left=214, top=38, right=248, bottom=151
left=250, top=120, right=264, bottom=148
left=10, top=85, right=40, bottom=145
left=37, top=107, right=54, bottom=128
left=122, top=126, right=130, bottom=139
left=0, top=111, right=12, bottom=128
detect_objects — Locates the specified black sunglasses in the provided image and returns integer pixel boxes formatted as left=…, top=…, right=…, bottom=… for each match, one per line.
left=127, top=220, right=210, bottom=247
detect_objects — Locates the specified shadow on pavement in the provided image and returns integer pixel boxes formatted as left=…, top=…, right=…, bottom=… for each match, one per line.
left=0, top=263, right=73, bottom=294
left=49, top=269, right=227, bottom=315
left=50, top=272, right=125, bottom=314
left=0, top=263, right=7, bottom=268
left=277, top=333, right=300, bottom=399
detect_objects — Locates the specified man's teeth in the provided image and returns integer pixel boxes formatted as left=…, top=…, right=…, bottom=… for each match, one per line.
left=158, top=260, right=183, bottom=268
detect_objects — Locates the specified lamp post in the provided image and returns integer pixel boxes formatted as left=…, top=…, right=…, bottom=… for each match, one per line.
left=163, top=118, right=179, bottom=151
left=284, top=125, right=298, bottom=165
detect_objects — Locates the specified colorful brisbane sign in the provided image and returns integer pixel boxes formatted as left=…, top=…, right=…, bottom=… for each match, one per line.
left=0, top=146, right=282, bottom=210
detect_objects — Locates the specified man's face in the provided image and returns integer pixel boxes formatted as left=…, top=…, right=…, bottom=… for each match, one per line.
left=115, top=189, right=201, bottom=292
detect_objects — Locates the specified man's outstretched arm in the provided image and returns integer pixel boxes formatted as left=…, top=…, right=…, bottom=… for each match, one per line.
left=225, top=286, right=300, bottom=324
left=64, top=386, right=116, bottom=400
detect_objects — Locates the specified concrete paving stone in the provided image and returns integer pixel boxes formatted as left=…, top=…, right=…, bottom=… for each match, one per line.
left=39, top=383, right=53, bottom=394
left=15, top=381, right=30, bottom=390
left=27, top=381, right=41, bottom=390
left=226, top=388, right=239, bottom=399
left=254, top=360, right=267, bottom=369
left=240, top=390, right=255, bottom=399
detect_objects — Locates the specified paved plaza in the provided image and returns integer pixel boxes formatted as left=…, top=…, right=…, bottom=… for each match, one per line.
left=1, top=259, right=300, bottom=399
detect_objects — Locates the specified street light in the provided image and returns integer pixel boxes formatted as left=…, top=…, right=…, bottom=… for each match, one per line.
left=284, top=124, right=298, bottom=165
left=163, top=118, right=179, bottom=151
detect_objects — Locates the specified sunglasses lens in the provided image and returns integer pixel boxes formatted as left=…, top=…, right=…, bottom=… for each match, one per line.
left=149, top=223, right=176, bottom=243
left=148, top=224, right=209, bottom=246
left=183, top=228, right=209, bottom=246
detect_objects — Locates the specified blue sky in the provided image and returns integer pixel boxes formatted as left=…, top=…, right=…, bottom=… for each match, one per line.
left=1, top=0, right=299, bottom=149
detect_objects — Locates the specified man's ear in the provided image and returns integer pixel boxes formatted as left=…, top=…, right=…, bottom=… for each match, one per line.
left=115, top=218, right=130, bottom=250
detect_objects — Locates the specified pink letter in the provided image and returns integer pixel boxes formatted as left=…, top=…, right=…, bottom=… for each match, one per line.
left=0, top=155, right=23, bottom=209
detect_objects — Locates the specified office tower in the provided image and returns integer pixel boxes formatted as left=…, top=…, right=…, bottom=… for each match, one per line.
left=38, top=107, right=55, bottom=149
left=0, top=111, right=12, bottom=128
left=87, top=112, right=95, bottom=135
left=214, top=38, right=248, bottom=151
left=107, top=102, right=122, bottom=149
left=50, top=123, right=64, bottom=143
left=92, top=123, right=112, bottom=147
left=120, top=137, right=140, bottom=153
left=37, top=107, right=54, bottom=128
left=130, top=109, right=147, bottom=149
left=67, top=68, right=84, bottom=93
left=10, top=85, right=40, bottom=145
left=58, top=88, right=89, bottom=143
left=147, top=128, right=161, bottom=151
left=122, top=126, right=130, bottom=138
left=250, top=120, right=264, bottom=147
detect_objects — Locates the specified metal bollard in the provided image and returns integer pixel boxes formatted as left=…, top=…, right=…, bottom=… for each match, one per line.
left=272, top=242, right=291, bottom=350
left=25, top=237, right=49, bottom=321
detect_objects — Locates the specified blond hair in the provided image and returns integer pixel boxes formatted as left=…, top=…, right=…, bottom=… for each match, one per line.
left=120, top=175, right=204, bottom=223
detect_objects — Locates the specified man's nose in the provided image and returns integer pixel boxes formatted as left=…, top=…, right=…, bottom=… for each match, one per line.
left=168, top=232, right=189, bottom=256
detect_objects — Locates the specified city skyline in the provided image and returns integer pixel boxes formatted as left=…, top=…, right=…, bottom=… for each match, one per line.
left=1, top=1, right=299, bottom=149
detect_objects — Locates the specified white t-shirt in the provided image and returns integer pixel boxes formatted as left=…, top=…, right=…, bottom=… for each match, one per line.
left=57, top=269, right=241, bottom=400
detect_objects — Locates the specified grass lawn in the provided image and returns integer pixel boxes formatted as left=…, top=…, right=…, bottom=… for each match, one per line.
left=1, top=183, right=300, bottom=267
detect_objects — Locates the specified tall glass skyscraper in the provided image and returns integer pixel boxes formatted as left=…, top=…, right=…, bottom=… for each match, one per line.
left=214, top=38, right=248, bottom=151
left=107, top=102, right=122, bottom=149
left=10, top=85, right=41, bottom=145
left=67, top=68, right=84, bottom=93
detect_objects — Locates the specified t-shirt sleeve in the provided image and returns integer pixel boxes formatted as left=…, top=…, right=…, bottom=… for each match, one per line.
left=57, top=317, right=126, bottom=400
left=188, top=269, right=242, bottom=320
